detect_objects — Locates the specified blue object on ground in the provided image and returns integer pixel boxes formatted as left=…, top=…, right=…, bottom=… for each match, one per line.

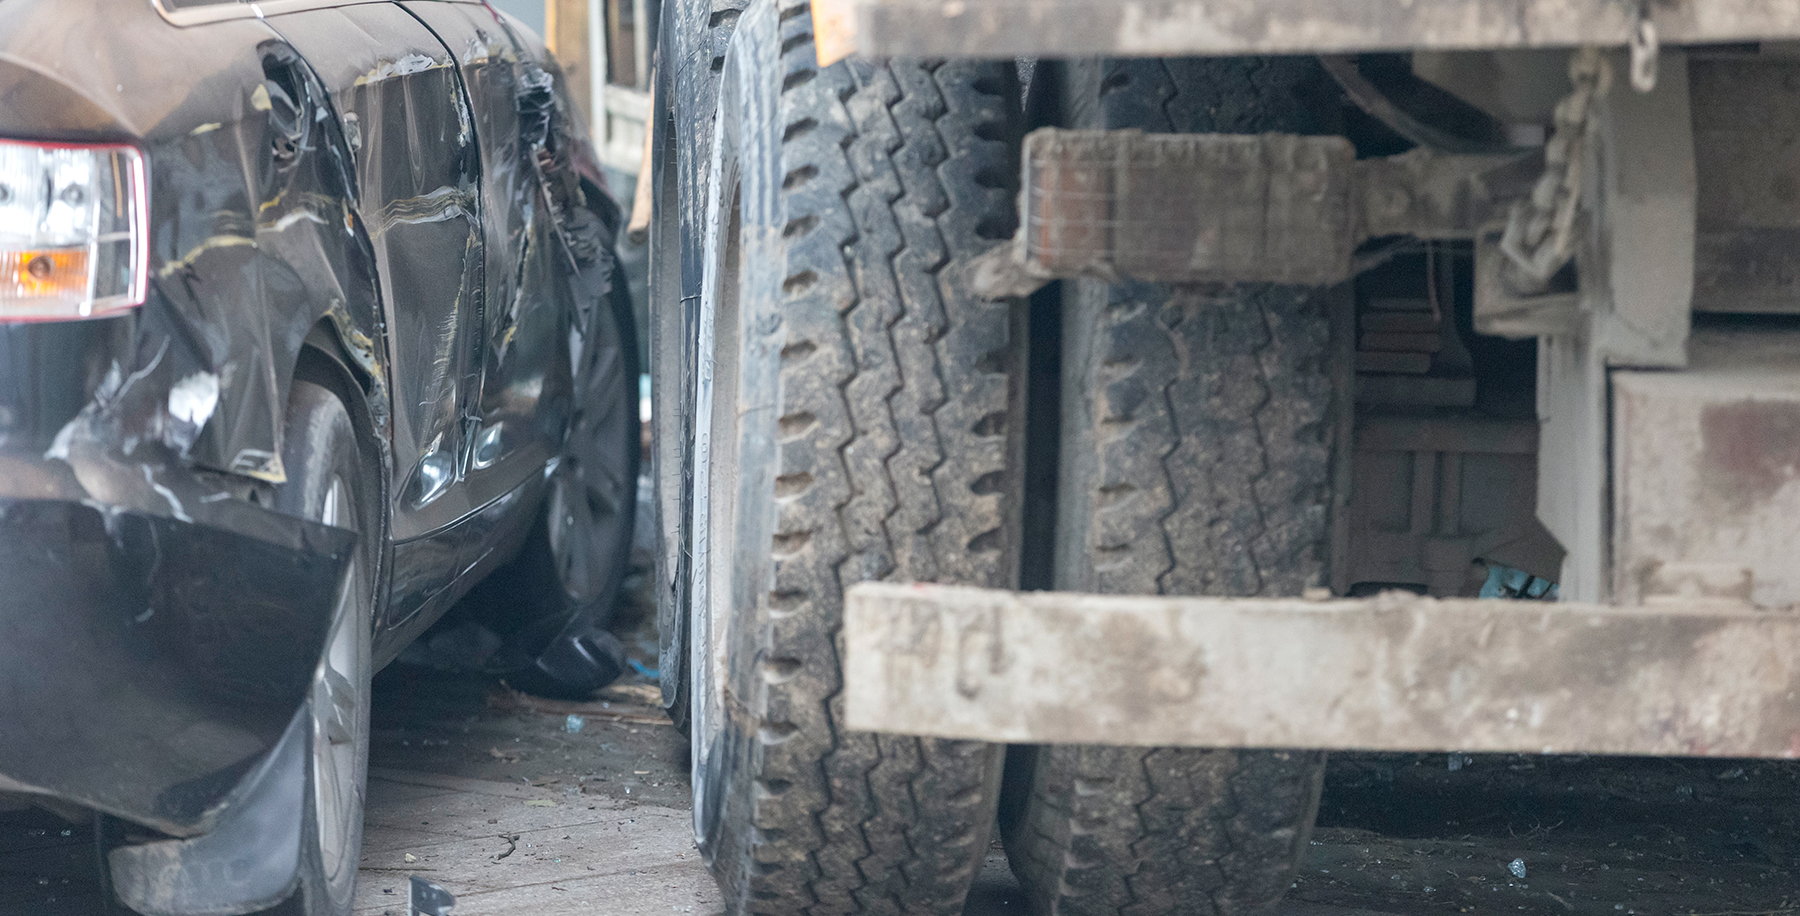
left=628, top=658, right=659, bottom=678
left=1480, top=563, right=1558, bottom=600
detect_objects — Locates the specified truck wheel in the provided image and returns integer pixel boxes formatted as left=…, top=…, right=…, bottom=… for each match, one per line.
left=274, top=373, right=381, bottom=916
left=687, top=3, right=1025, bottom=914
left=1000, top=58, right=1338, bottom=916
left=653, top=0, right=750, bottom=731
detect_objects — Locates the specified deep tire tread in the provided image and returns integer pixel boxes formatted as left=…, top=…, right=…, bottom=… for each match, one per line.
left=1002, top=56, right=1335, bottom=916
left=710, top=6, right=1023, bottom=916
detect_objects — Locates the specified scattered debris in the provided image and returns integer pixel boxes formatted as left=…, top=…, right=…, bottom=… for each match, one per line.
left=494, top=833, right=520, bottom=861
left=1481, top=563, right=1558, bottom=600
left=1508, top=857, right=1528, bottom=879
left=565, top=714, right=585, bottom=734
left=525, top=799, right=557, bottom=807
left=487, top=747, right=520, bottom=763
left=403, top=854, right=417, bottom=864
left=489, top=684, right=667, bottom=725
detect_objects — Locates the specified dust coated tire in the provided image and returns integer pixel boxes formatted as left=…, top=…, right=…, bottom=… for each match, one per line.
left=999, top=58, right=1340, bottom=916
left=651, top=0, right=751, bottom=731
left=686, top=2, right=1026, bottom=914
left=273, top=372, right=381, bottom=916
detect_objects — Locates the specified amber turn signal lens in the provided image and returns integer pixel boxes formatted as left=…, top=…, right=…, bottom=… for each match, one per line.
left=0, top=140, right=146, bottom=322
left=2, top=248, right=90, bottom=300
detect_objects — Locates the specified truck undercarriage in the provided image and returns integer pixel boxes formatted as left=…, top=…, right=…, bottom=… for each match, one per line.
left=651, top=1, right=1800, bottom=912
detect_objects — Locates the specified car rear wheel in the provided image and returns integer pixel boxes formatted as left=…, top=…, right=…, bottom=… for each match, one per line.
left=273, top=374, right=380, bottom=916
left=496, top=260, right=641, bottom=699
left=686, top=3, right=1027, bottom=913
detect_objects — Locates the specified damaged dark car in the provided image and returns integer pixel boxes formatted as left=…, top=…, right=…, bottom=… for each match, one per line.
left=0, top=0, right=638, bottom=912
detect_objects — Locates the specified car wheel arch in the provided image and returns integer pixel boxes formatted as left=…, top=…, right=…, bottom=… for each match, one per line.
left=292, top=334, right=393, bottom=599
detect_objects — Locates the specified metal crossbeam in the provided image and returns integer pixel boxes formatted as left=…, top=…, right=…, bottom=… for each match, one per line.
left=843, top=583, right=1800, bottom=758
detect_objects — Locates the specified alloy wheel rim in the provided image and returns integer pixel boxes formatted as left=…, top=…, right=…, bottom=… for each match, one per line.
left=549, top=316, right=631, bottom=606
left=310, top=474, right=363, bottom=893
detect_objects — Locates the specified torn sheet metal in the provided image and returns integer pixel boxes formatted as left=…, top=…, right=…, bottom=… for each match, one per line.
left=844, top=582, right=1800, bottom=758
left=0, top=496, right=353, bottom=837
left=0, top=0, right=627, bottom=845
left=0, top=0, right=395, bottom=488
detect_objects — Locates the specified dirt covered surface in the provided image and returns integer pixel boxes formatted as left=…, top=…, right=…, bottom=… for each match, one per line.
left=1291, top=753, right=1800, bottom=916
left=11, top=560, right=1800, bottom=915
left=367, top=569, right=690, bottom=814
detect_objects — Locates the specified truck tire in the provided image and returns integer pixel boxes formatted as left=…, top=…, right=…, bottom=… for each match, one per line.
left=651, top=0, right=749, bottom=730
left=1000, top=58, right=1339, bottom=916
left=686, top=3, right=1026, bottom=915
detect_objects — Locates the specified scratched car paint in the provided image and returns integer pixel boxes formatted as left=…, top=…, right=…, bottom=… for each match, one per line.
left=0, top=0, right=637, bottom=913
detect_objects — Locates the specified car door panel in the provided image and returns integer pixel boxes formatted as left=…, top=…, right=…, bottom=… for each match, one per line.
left=401, top=1, right=575, bottom=528
left=265, top=3, right=487, bottom=626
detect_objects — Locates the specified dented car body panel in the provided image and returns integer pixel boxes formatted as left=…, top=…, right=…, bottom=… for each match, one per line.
left=0, top=0, right=615, bottom=839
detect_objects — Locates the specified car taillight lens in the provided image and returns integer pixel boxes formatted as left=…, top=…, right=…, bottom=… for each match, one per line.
left=0, top=140, right=147, bottom=322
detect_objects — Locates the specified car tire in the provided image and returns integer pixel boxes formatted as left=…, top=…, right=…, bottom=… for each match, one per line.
left=272, top=373, right=381, bottom=916
left=686, top=3, right=1027, bottom=914
left=997, top=57, right=1341, bottom=916
left=489, top=257, right=641, bottom=699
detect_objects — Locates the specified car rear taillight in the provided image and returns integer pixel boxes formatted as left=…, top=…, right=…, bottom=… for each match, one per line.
left=0, top=140, right=147, bottom=322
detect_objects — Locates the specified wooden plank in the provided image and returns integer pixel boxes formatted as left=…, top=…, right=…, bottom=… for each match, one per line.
left=355, top=770, right=715, bottom=914
left=545, top=0, right=593, bottom=128
left=842, top=583, right=1800, bottom=757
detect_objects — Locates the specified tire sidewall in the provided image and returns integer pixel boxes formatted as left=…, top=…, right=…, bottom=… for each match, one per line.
left=655, top=0, right=745, bottom=729
left=686, top=0, right=780, bottom=866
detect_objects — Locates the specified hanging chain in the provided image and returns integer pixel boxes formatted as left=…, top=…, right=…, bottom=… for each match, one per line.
left=1629, top=0, right=1660, bottom=92
left=1499, top=47, right=1612, bottom=289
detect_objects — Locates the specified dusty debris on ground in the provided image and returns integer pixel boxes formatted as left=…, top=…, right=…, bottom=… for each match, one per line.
left=1289, top=753, right=1800, bottom=916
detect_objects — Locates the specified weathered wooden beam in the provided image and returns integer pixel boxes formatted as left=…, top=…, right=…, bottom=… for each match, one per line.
left=973, top=129, right=1526, bottom=295
left=545, top=0, right=594, bottom=129
left=842, top=583, right=1800, bottom=758
left=844, top=0, right=1800, bottom=59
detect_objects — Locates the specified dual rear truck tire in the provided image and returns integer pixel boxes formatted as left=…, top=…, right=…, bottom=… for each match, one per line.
left=662, top=5, right=1342, bottom=914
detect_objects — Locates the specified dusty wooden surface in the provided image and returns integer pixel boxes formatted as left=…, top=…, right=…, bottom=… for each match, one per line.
left=353, top=768, right=717, bottom=915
